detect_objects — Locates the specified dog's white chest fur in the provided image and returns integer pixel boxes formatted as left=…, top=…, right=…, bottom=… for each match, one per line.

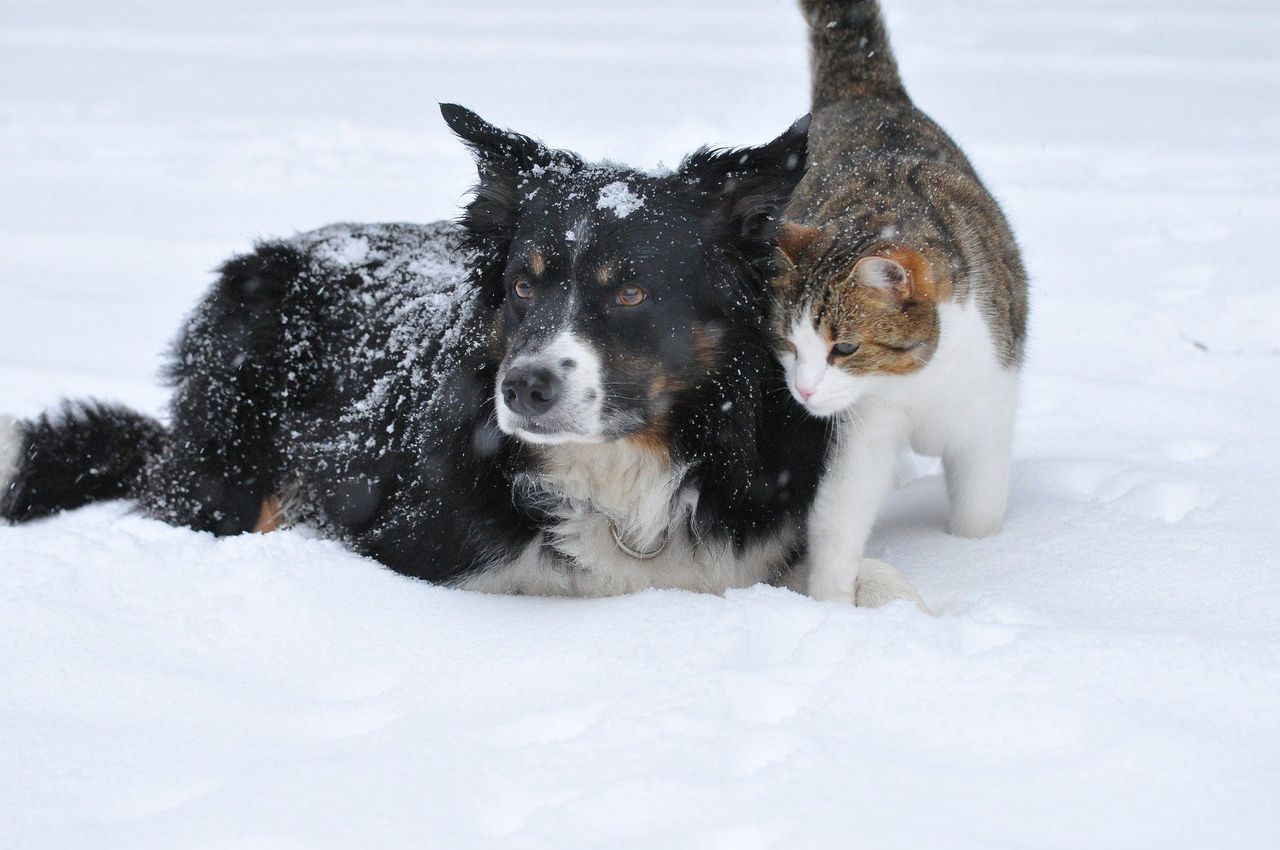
left=452, top=441, right=796, bottom=597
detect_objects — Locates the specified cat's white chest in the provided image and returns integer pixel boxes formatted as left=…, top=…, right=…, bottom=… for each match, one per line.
left=879, top=300, right=1017, bottom=457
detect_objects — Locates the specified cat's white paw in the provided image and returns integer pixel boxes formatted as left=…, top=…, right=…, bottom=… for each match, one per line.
left=806, top=557, right=929, bottom=613
left=807, top=562, right=857, bottom=604
left=947, top=510, right=1004, bottom=539
left=855, top=558, right=929, bottom=613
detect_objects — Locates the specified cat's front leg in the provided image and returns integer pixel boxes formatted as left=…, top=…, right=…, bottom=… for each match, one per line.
left=806, top=405, right=904, bottom=603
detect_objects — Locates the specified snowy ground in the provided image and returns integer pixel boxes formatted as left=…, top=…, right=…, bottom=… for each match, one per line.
left=3, top=0, right=1279, bottom=847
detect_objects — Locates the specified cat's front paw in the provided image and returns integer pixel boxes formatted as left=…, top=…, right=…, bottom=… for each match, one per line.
left=807, top=563, right=857, bottom=604
left=947, top=510, right=1004, bottom=539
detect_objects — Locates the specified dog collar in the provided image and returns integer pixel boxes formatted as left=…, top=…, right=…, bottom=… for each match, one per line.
left=608, top=520, right=669, bottom=561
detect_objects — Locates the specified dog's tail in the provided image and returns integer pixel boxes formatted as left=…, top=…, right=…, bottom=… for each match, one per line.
left=0, top=401, right=165, bottom=524
left=801, top=0, right=907, bottom=108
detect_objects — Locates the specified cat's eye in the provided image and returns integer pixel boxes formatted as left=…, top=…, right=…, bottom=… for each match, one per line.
left=831, top=342, right=859, bottom=357
left=617, top=285, right=647, bottom=307
left=513, top=278, right=534, bottom=300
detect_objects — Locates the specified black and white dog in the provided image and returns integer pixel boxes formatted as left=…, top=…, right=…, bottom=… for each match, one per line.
left=0, top=105, right=912, bottom=600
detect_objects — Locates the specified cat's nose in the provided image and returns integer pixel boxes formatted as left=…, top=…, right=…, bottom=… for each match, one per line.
left=797, top=385, right=815, bottom=401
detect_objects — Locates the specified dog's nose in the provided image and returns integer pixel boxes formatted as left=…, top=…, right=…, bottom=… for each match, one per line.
left=502, top=366, right=562, bottom=418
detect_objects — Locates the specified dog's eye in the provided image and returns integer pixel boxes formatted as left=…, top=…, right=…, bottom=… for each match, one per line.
left=617, top=285, right=647, bottom=307
left=513, top=278, right=534, bottom=300
left=831, top=342, right=859, bottom=357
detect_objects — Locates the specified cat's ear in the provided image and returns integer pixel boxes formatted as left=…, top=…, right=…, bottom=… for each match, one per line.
left=852, top=247, right=936, bottom=302
left=853, top=256, right=912, bottom=300
left=777, top=221, right=826, bottom=267
left=440, top=103, right=580, bottom=242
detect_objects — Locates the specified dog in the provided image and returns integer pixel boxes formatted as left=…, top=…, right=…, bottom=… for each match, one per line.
left=0, top=104, right=918, bottom=602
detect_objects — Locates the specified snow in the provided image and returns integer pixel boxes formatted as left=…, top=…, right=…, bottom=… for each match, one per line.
left=2, top=0, right=1279, bottom=847
left=596, top=180, right=644, bottom=218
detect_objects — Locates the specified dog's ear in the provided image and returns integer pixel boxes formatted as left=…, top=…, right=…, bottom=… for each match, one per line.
left=777, top=221, right=828, bottom=267
left=679, top=114, right=810, bottom=253
left=440, top=104, right=580, bottom=247
left=441, top=103, right=558, bottom=177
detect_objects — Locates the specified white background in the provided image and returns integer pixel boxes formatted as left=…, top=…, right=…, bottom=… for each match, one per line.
left=2, top=1, right=1278, bottom=847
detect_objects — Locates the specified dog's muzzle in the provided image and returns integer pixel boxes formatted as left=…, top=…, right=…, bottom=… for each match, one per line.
left=501, top=365, right=561, bottom=418
left=495, top=331, right=605, bottom=444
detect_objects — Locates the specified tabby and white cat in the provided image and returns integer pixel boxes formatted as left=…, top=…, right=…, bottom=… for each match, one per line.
left=774, top=0, right=1029, bottom=603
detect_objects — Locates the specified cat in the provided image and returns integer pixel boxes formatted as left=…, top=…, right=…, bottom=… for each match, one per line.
left=772, top=0, right=1029, bottom=603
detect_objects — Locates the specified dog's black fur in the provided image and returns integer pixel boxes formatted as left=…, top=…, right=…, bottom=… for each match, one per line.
left=1, top=106, right=831, bottom=591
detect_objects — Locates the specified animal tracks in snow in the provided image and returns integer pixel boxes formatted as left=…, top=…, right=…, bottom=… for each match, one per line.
left=1159, top=439, right=1220, bottom=464
left=1037, top=458, right=1211, bottom=525
left=488, top=700, right=611, bottom=747
left=1110, top=480, right=1206, bottom=524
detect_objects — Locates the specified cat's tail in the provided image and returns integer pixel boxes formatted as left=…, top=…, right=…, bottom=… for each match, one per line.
left=0, top=401, right=165, bottom=524
left=800, top=0, right=907, bottom=108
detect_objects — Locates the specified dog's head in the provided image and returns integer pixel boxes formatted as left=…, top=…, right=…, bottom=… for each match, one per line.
left=442, top=104, right=808, bottom=448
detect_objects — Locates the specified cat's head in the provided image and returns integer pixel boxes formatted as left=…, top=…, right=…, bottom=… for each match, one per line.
left=770, top=221, right=943, bottom=417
